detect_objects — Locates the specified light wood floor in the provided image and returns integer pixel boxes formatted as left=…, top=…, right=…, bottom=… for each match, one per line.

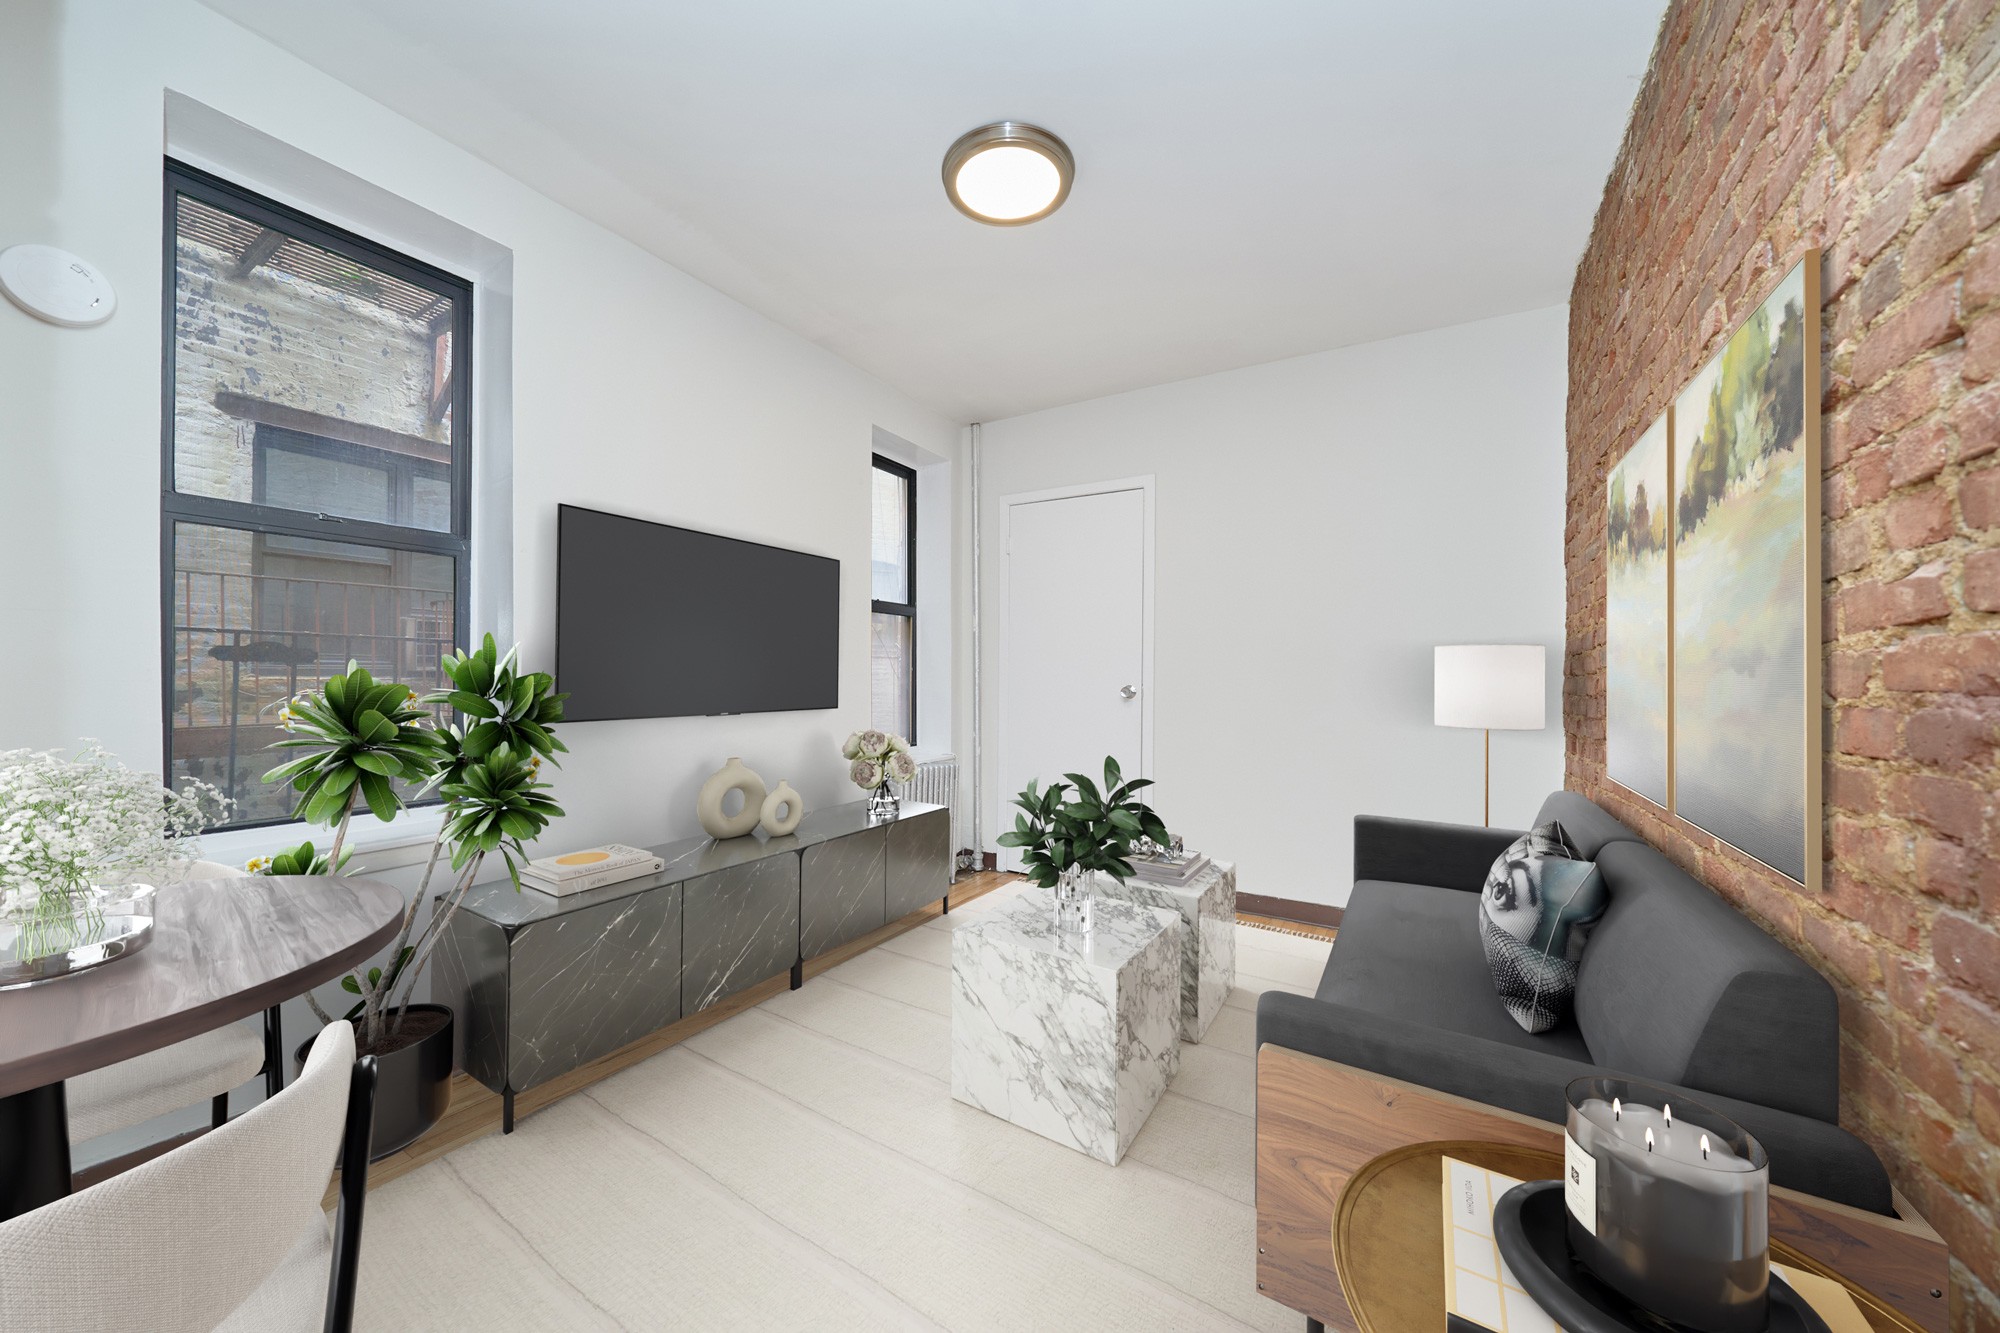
left=337, top=870, right=1018, bottom=1202
left=346, top=876, right=1336, bottom=1330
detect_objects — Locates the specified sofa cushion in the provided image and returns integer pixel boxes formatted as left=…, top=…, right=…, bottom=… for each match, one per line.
left=1322, top=879, right=1593, bottom=1062
left=1573, top=841, right=1839, bottom=1122
left=1531, top=791, right=1643, bottom=860
left=1477, top=823, right=1607, bottom=1033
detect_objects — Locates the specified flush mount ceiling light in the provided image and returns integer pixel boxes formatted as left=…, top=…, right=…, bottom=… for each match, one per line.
left=942, top=122, right=1074, bottom=226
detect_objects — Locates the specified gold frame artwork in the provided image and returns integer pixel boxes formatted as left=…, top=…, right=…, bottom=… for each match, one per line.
left=1666, top=252, right=1823, bottom=891
left=1605, top=408, right=1674, bottom=811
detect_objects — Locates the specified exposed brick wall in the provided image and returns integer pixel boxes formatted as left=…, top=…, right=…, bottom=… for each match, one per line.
left=1565, top=1, right=2000, bottom=1323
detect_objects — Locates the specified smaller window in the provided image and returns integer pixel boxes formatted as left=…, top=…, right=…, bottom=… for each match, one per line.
left=870, top=456, right=916, bottom=741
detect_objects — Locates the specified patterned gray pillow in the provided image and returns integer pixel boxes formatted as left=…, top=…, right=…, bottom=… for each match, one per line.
left=1478, top=820, right=1607, bottom=1033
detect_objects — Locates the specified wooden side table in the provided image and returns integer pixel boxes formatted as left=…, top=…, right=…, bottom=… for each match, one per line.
left=1254, top=1046, right=1951, bottom=1333
left=1332, top=1139, right=1929, bottom=1333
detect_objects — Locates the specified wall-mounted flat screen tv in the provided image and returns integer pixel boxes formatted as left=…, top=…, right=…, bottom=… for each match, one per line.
left=557, top=504, right=840, bottom=722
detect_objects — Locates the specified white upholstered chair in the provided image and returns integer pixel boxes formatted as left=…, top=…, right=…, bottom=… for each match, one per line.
left=0, top=1021, right=377, bottom=1333
left=65, top=860, right=279, bottom=1144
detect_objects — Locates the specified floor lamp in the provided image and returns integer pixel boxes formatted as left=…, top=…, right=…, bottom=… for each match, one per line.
left=1434, top=645, right=1547, bottom=826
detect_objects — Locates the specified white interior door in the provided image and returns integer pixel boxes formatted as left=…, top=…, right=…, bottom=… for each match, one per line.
left=999, top=484, right=1149, bottom=868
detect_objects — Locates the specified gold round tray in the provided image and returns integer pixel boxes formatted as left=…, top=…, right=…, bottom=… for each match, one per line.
left=1330, top=1140, right=1925, bottom=1333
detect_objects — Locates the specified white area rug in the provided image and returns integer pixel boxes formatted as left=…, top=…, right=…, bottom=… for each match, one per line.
left=355, top=882, right=1333, bottom=1331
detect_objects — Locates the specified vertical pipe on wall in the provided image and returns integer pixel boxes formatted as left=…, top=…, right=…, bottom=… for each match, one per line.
left=969, top=421, right=984, bottom=863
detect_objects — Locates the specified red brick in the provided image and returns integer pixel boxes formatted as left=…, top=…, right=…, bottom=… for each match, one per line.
left=1941, top=989, right=2000, bottom=1069
left=1970, top=314, right=2000, bottom=384
left=1856, top=175, right=1917, bottom=262
left=1892, top=771, right=1991, bottom=842
left=1828, top=763, right=1881, bottom=812
left=1801, top=912, right=1883, bottom=988
left=1882, top=630, right=2000, bottom=692
left=1967, top=549, right=2000, bottom=611
left=1907, top=705, right=2000, bottom=766
left=1886, top=487, right=1953, bottom=547
left=1831, top=817, right=1908, bottom=879
left=1827, top=515, right=1872, bottom=574
left=1969, top=239, right=2000, bottom=311
left=1851, top=278, right=1964, bottom=388
left=1962, top=464, right=2000, bottom=524
left=1926, top=70, right=2000, bottom=190
left=1827, top=649, right=1877, bottom=698
left=1836, top=706, right=1902, bottom=757
left=1907, top=190, right=1976, bottom=286
left=1938, top=914, right=2000, bottom=1007
left=1903, top=1030, right=1972, bottom=1115
left=1955, top=385, right=2000, bottom=461
left=1917, top=835, right=1990, bottom=907
left=1890, top=421, right=1950, bottom=485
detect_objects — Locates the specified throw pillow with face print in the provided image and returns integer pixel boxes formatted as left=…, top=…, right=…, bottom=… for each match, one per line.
left=1477, top=821, right=1607, bottom=1033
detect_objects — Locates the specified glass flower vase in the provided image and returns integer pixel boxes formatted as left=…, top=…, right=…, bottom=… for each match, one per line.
left=1053, top=866, right=1093, bottom=934
left=0, top=879, right=158, bottom=989
left=867, top=784, right=900, bottom=821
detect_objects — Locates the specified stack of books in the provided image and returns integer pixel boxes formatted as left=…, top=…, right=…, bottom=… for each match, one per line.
left=1129, top=849, right=1210, bottom=887
left=519, top=844, right=665, bottom=897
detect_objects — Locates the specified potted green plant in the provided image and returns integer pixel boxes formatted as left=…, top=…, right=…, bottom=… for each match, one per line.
left=996, top=756, right=1168, bottom=933
left=262, top=634, right=565, bottom=1158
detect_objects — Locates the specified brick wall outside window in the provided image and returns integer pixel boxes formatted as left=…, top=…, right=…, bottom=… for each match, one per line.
left=1565, top=1, right=2000, bottom=1323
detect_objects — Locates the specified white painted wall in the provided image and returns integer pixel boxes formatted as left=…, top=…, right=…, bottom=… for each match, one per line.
left=0, top=0, right=959, bottom=1154
left=976, top=306, right=1570, bottom=907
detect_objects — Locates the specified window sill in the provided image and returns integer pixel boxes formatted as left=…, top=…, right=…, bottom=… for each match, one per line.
left=194, top=806, right=446, bottom=876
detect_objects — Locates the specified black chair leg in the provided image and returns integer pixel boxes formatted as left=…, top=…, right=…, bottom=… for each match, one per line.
left=261, top=1004, right=286, bottom=1100
left=210, top=1092, right=228, bottom=1128
left=325, top=1055, right=377, bottom=1333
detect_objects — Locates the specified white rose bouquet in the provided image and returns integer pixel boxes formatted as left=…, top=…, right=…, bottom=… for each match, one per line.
left=0, top=743, right=228, bottom=924
left=841, top=730, right=916, bottom=792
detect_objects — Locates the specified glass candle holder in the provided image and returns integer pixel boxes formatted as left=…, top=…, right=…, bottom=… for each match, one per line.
left=1564, top=1076, right=1769, bottom=1333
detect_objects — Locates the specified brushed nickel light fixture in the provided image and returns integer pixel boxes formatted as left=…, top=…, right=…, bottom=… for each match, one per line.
left=942, top=122, right=1074, bottom=226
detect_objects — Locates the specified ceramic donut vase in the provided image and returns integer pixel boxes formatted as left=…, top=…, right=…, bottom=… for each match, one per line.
left=759, top=781, right=804, bottom=836
left=696, top=757, right=767, bottom=840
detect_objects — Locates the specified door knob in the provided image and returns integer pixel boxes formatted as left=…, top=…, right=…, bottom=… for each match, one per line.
left=1119, top=685, right=1138, bottom=700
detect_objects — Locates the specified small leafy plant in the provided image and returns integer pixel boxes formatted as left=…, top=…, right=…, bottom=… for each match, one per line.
left=996, top=756, right=1168, bottom=888
left=245, top=840, right=353, bottom=877
left=263, top=634, right=566, bottom=1052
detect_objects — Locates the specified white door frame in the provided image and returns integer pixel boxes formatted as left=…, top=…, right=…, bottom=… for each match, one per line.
left=993, top=475, right=1156, bottom=866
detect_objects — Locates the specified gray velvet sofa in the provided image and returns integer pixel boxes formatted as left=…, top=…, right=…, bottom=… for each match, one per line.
left=1255, top=791, right=1894, bottom=1213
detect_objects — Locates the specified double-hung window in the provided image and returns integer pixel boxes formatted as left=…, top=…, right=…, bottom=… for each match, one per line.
left=869, top=456, right=917, bottom=741
left=161, top=161, right=472, bottom=830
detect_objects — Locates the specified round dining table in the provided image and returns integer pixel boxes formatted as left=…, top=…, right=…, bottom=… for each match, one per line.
left=0, top=874, right=403, bottom=1220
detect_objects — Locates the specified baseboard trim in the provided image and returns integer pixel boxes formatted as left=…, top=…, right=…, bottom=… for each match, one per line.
left=1237, top=892, right=1342, bottom=929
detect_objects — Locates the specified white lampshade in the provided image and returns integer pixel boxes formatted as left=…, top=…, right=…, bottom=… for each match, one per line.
left=1434, top=645, right=1546, bottom=731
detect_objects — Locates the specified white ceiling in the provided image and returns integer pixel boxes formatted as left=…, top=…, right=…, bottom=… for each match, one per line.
left=197, top=0, right=1665, bottom=422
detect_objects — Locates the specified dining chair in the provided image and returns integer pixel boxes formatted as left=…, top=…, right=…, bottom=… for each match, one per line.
left=65, top=861, right=283, bottom=1144
left=0, top=1020, right=378, bottom=1333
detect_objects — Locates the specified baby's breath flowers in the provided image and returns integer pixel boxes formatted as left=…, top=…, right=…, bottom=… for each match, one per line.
left=0, top=743, right=229, bottom=919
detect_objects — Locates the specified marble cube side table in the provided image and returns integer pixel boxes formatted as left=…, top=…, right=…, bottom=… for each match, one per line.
left=950, top=890, right=1181, bottom=1165
left=1092, top=860, right=1236, bottom=1042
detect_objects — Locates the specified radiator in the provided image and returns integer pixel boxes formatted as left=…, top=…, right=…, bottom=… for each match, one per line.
left=901, top=752, right=960, bottom=881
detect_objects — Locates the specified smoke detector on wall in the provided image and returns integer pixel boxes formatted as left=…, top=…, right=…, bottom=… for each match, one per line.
left=0, top=244, right=117, bottom=327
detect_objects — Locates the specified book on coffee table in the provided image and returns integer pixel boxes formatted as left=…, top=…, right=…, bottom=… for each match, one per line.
left=520, top=844, right=665, bottom=896
left=1127, top=851, right=1209, bottom=886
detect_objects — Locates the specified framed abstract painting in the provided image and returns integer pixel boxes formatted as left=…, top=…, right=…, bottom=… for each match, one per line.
left=1606, top=411, right=1671, bottom=809
left=1670, top=254, right=1821, bottom=888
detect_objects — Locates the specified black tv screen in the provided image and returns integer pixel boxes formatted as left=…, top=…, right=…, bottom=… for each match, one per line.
left=556, top=505, right=840, bottom=722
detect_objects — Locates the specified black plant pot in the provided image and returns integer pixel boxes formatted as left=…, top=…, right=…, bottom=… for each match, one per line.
left=298, top=1003, right=454, bottom=1162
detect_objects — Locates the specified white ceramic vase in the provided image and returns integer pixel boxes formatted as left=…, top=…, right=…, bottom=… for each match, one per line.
left=760, top=781, right=804, bottom=836
left=696, top=758, right=766, bottom=840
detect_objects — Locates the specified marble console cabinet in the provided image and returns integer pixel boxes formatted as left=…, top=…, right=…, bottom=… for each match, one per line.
left=434, top=801, right=949, bottom=1130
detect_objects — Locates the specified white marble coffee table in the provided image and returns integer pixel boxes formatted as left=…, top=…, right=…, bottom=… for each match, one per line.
left=1092, top=860, right=1236, bottom=1042
left=949, top=889, right=1182, bottom=1165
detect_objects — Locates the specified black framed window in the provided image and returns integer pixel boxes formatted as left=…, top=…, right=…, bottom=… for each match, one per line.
left=870, top=455, right=916, bottom=742
left=161, top=160, right=472, bottom=830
